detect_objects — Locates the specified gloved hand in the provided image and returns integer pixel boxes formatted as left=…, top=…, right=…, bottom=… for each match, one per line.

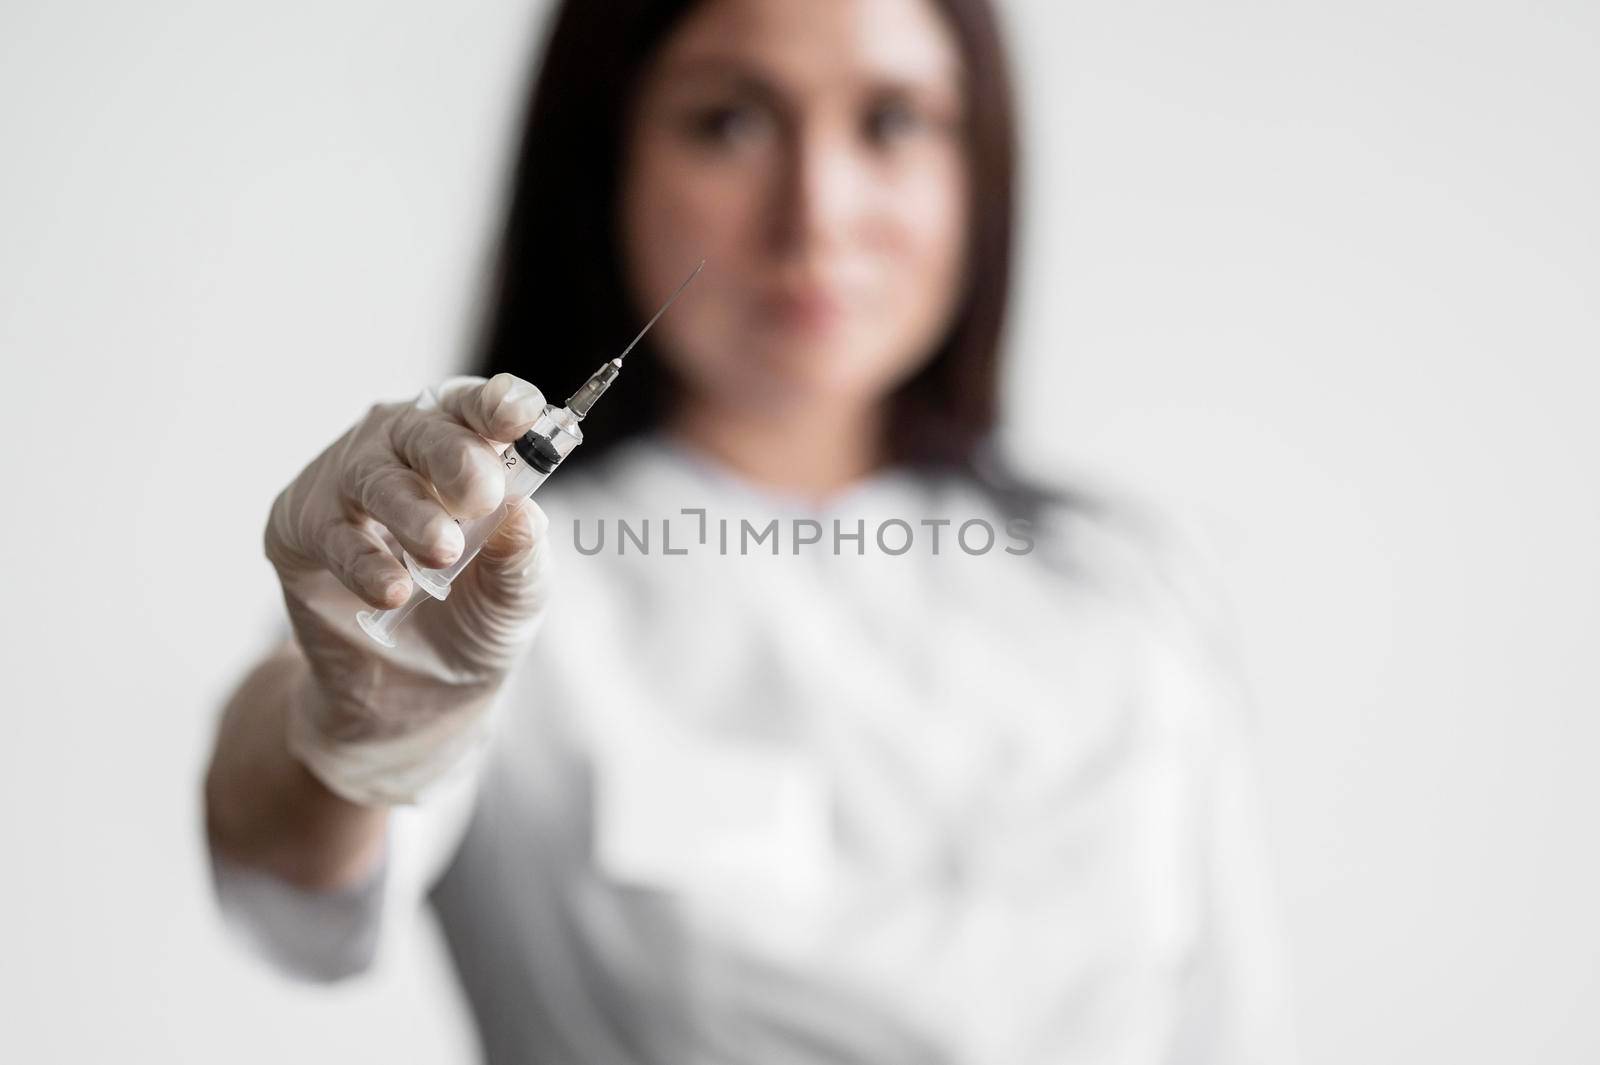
left=265, top=373, right=554, bottom=806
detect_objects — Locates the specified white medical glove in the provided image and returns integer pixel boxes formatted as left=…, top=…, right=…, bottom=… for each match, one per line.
left=265, top=373, right=554, bottom=806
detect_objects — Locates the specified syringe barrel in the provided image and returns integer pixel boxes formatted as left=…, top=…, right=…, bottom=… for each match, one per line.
left=401, top=458, right=553, bottom=600
left=356, top=403, right=582, bottom=646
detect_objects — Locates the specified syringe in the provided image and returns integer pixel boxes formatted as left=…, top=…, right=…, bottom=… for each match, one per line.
left=356, top=260, right=704, bottom=647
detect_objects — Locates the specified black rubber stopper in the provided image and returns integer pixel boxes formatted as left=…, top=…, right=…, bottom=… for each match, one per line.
left=514, top=431, right=564, bottom=474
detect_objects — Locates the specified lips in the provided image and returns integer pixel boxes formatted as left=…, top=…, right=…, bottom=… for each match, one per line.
left=758, top=286, right=848, bottom=331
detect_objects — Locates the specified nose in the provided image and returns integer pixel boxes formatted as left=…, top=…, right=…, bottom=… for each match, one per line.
left=767, top=119, right=863, bottom=259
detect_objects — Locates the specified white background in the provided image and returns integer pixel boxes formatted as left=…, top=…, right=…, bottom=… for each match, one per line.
left=1, top=0, right=1595, bottom=1061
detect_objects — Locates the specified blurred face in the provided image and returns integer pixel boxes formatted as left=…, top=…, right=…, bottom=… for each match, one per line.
left=620, top=0, right=970, bottom=417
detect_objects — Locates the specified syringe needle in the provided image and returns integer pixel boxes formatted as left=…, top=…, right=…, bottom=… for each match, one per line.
left=563, top=259, right=706, bottom=419
left=615, top=259, right=705, bottom=360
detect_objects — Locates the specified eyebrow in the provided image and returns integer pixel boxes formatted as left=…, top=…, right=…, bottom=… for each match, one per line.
left=656, top=57, right=785, bottom=103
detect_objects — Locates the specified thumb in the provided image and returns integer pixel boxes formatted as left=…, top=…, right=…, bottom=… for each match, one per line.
left=423, top=499, right=551, bottom=676
left=460, top=498, right=552, bottom=619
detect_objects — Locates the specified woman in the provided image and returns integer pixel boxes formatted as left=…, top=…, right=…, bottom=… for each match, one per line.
left=204, top=0, right=1291, bottom=1060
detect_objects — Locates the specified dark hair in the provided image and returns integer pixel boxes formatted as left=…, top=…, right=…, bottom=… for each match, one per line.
left=473, top=0, right=1020, bottom=483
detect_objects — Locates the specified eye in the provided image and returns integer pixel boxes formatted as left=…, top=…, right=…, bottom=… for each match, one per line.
left=685, top=102, right=773, bottom=147
left=863, top=98, right=927, bottom=146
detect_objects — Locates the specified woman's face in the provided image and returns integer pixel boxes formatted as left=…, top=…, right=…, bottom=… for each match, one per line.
left=620, top=0, right=970, bottom=418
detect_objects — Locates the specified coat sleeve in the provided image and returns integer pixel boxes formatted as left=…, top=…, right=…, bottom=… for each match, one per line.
left=1161, top=664, right=1298, bottom=1064
left=207, top=759, right=481, bottom=983
left=1134, top=512, right=1298, bottom=1065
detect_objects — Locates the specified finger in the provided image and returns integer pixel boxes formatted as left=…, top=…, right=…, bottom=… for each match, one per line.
left=316, top=518, right=412, bottom=609
left=387, top=408, right=508, bottom=519
left=437, top=372, right=547, bottom=443
left=477, top=497, right=549, bottom=571
left=448, top=501, right=551, bottom=654
left=339, top=454, right=464, bottom=568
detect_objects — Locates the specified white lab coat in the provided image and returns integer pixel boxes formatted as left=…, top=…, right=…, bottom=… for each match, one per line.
left=213, top=432, right=1294, bottom=1064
